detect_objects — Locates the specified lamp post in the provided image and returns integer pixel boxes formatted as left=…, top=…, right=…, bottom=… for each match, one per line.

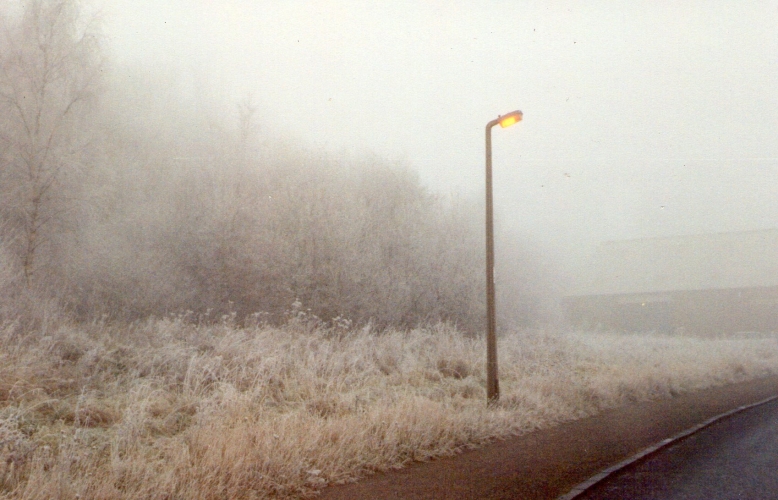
left=485, top=110, right=523, bottom=405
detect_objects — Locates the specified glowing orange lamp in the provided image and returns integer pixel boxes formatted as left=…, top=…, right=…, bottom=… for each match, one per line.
left=498, top=110, right=523, bottom=128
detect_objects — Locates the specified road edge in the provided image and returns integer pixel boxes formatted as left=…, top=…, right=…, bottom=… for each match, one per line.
left=556, top=394, right=778, bottom=499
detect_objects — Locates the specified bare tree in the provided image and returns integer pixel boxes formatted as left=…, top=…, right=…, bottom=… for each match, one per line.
left=0, top=0, right=102, bottom=285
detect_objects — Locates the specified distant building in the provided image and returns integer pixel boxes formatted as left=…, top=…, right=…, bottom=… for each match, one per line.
left=563, top=229, right=778, bottom=335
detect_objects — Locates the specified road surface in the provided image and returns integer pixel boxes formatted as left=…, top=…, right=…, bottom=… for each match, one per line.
left=578, top=397, right=778, bottom=499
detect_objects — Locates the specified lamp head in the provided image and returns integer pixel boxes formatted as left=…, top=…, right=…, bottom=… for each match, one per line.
left=498, top=110, right=523, bottom=128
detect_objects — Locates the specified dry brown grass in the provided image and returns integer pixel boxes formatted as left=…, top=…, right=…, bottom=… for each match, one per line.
left=0, top=319, right=777, bottom=499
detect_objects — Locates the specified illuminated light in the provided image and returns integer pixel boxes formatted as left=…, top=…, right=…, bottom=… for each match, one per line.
left=498, top=111, right=523, bottom=128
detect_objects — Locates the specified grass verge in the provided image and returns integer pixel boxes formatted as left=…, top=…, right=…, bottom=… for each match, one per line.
left=1, top=319, right=777, bottom=498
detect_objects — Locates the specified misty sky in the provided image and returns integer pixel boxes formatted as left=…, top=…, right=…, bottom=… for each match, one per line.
left=99, top=1, right=778, bottom=258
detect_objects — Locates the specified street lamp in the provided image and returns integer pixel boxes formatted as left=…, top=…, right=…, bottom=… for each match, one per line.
left=485, top=109, right=523, bottom=405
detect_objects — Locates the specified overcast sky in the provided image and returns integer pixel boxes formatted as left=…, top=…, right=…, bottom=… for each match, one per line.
left=99, top=1, right=778, bottom=259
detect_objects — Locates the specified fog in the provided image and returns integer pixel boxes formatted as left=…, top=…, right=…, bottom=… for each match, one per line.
left=4, top=6, right=778, bottom=497
left=101, top=0, right=778, bottom=258
left=2, top=0, right=777, bottom=331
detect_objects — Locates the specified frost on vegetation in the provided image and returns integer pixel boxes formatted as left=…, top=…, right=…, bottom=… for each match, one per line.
left=0, top=319, right=776, bottom=498
left=0, top=409, right=45, bottom=492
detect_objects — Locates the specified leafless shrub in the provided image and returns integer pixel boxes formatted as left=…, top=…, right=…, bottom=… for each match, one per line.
left=0, top=0, right=562, bottom=336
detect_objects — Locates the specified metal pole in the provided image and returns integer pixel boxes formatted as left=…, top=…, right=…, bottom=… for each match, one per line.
left=485, top=119, right=499, bottom=404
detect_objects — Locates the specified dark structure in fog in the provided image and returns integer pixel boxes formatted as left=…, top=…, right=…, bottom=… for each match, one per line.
left=564, top=229, right=778, bottom=335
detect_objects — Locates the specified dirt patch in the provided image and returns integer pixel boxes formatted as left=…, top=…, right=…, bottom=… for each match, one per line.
left=319, top=376, right=778, bottom=500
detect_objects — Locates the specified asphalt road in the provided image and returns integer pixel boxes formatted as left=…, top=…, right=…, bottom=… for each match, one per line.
left=320, top=377, right=778, bottom=500
left=577, top=397, right=778, bottom=500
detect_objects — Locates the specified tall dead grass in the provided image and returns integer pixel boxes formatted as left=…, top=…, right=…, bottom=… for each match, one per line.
left=1, top=320, right=777, bottom=499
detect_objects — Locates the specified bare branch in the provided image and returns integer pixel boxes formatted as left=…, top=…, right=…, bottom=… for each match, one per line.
left=0, top=0, right=102, bottom=285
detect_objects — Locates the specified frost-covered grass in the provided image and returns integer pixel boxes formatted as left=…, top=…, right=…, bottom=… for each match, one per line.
left=1, top=319, right=777, bottom=499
